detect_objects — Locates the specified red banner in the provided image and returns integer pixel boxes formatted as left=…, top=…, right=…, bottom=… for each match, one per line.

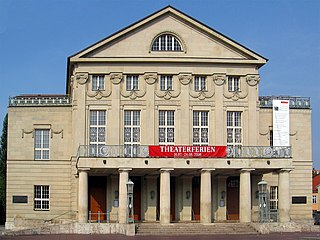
left=149, top=145, right=227, bottom=158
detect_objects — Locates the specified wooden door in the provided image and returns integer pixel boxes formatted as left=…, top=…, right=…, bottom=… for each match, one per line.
left=131, top=177, right=141, bottom=221
left=170, top=177, right=175, bottom=221
left=192, top=177, right=200, bottom=220
left=227, top=177, right=239, bottom=220
left=89, top=176, right=106, bottom=221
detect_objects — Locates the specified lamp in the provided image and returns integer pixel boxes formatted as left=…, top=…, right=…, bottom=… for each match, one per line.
left=221, top=191, right=225, bottom=199
left=186, top=191, right=191, bottom=199
left=258, top=180, right=267, bottom=194
left=150, top=190, right=155, bottom=199
left=127, top=179, right=134, bottom=194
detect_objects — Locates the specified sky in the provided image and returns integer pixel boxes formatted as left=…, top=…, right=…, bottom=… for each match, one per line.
left=0, top=0, right=319, bottom=166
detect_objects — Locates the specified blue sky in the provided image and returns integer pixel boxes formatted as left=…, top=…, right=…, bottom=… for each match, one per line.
left=0, top=0, right=319, bottom=166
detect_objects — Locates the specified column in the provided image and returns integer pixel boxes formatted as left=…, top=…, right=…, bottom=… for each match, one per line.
left=278, top=169, right=291, bottom=222
left=160, top=168, right=173, bottom=224
left=118, top=168, right=131, bottom=224
left=200, top=169, right=214, bottom=223
left=239, top=169, right=253, bottom=223
left=78, top=168, right=89, bottom=223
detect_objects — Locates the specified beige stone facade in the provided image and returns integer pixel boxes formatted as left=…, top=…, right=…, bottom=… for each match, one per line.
left=6, top=6, right=312, bottom=230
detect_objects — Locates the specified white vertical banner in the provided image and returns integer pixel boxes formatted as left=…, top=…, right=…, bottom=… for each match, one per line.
left=273, top=100, right=290, bottom=146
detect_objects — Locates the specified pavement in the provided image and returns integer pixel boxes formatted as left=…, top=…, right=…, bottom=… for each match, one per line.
left=1, top=233, right=320, bottom=240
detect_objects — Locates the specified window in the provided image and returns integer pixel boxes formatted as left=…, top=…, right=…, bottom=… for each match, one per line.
left=227, top=112, right=242, bottom=147
left=151, top=34, right=183, bottom=51
left=34, top=185, right=49, bottom=210
left=92, top=75, right=104, bottom=91
left=270, top=129, right=273, bottom=146
left=313, top=195, right=317, bottom=204
left=270, top=186, right=278, bottom=210
left=159, top=110, right=174, bottom=144
left=126, top=75, right=139, bottom=91
left=89, top=110, right=106, bottom=156
left=124, top=111, right=140, bottom=157
left=194, top=76, right=206, bottom=92
left=160, top=75, right=173, bottom=91
left=228, top=76, right=240, bottom=92
left=193, top=111, right=209, bottom=145
left=34, top=129, right=50, bottom=160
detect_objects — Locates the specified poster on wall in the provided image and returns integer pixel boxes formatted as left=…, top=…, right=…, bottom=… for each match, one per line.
left=273, top=100, right=290, bottom=146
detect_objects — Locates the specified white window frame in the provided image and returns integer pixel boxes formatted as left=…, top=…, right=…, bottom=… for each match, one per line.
left=159, top=110, right=174, bottom=145
left=124, top=110, right=140, bottom=157
left=313, top=195, right=317, bottom=204
left=34, top=129, right=50, bottom=160
left=160, top=75, right=173, bottom=91
left=270, top=186, right=278, bottom=211
left=89, top=110, right=106, bottom=156
left=151, top=34, right=183, bottom=51
left=193, top=111, right=209, bottom=145
left=126, top=75, right=139, bottom=91
left=34, top=185, right=50, bottom=210
left=228, top=76, right=240, bottom=92
left=194, top=76, right=206, bottom=92
left=92, top=75, right=105, bottom=91
left=227, top=111, right=242, bottom=147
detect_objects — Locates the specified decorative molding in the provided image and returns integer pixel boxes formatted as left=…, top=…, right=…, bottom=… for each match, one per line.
left=144, top=72, right=158, bottom=85
left=213, top=73, right=226, bottom=86
left=155, top=75, right=180, bottom=100
left=110, top=72, right=123, bottom=85
left=120, top=75, right=146, bottom=100
left=178, top=73, right=192, bottom=85
left=87, top=75, right=112, bottom=99
left=290, top=131, right=298, bottom=140
left=246, top=74, right=260, bottom=86
left=223, top=76, right=248, bottom=101
left=190, top=75, right=215, bottom=100
left=22, top=129, right=34, bottom=138
left=72, top=72, right=89, bottom=85
left=51, top=129, right=63, bottom=139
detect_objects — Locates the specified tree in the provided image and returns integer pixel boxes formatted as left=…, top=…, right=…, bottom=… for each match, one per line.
left=0, top=114, right=8, bottom=224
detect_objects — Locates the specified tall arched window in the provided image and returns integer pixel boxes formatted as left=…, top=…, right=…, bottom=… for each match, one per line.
left=151, top=34, right=183, bottom=51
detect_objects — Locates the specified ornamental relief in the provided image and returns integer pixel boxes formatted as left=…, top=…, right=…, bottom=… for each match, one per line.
left=223, top=76, right=248, bottom=101
left=155, top=75, right=181, bottom=100
left=246, top=74, right=260, bottom=86
left=120, top=74, right=146, bottom=100
left=110, top=72, right=123, bottom=85
left=178, top=73, right=192, bottom=85
left=86, top=75, right=112, bottom=100
left=213, top=73, right=227, bottom=86
left=72, top=72, right=89, bottom=86
left=144, top=72, right=158, bottom=85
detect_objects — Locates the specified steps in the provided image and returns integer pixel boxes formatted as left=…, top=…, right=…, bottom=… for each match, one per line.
left=136, top=222, right=259, bottom=236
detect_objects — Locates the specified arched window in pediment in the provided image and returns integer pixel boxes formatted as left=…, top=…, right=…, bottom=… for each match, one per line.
left=151, top=34, right=183, bottom=52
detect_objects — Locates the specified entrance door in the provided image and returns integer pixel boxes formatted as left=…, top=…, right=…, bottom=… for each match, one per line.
left=89, top=176, right=106, bottom=221
left=131, top=177, right=141, bottom=221
left=227, top=177, right=239, bottom=220
left=192, top=176, right=200, bottom=220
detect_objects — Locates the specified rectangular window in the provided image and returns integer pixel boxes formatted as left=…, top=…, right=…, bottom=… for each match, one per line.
left=124, top=110, right=140, bottom=157
left=292, top=196, right=307, bottom=204
left=270, top=186, right=278, bottom=210
left=159, top=110, right=174, bottom=144
left=227, top=111, right=242, bottom=147
left=160, top=75, right=173, bottom=91
left=89, top=110, right=106, bottom=156
left=228, top=76, right=240, bottom=92
left=34, top=185, right=49, bottom=210
left=313, top=195, right=317, bottom=204
left=194, top=76, right=206, bottom=92
left=126, top=75, right=139, bottom=91
left=92, top=75, right=104, bottom=91
left=34, top=129, right=50, bottom=160
left=193, top=111, right=209, bottom=145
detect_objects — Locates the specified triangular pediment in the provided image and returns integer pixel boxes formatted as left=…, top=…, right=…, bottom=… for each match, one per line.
left=69, top=6, right=267, bottom=64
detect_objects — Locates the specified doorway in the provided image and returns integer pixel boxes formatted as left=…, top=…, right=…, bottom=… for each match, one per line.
left=131, top=176, right=141, bottom=221
left=227, top=176, right=240, bottom=220
left=192, top=176, right=200, bottom=220
left=89, top=176, right=107, bottom=221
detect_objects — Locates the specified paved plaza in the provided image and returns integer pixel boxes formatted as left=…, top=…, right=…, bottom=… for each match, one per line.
left=1, top=233, right=320, bottom=240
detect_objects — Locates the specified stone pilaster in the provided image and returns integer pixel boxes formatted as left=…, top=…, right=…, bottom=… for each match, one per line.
left=160, top=168, right=173, bottom=224
left=200, top=169, right=214, bottom=223
left=239, top=169, right=254, bottom=223
left=78, top=168, right=89, bottom=223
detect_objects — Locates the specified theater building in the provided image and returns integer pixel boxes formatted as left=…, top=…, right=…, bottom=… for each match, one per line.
left=6, top=6, right=312, bottom=229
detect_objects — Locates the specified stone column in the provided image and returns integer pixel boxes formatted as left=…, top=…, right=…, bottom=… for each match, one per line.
left=278, top=169, right=291, bottom=222
left=200, top=169, right=214, bottom=223
left=78, top=168, right=89, bottom=223
left=160, top=168, right=173, bottom=224
left=118, top=168, right=132, bottom=224
left=239, top=169, right=253, bottom=223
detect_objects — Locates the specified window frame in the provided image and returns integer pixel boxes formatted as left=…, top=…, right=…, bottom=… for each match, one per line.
left=89, top=110, right=106, bottom=157
left=228, top=76, right=240, bottom=92
left=34, top=185, right=50, bottom=211
left=124, top=110, right=141, bottom=157
left=160, top=75, right=173, bottom=91
left=159, top=110, right=175, bottom=145
left=270, top=186, right=278, bottom=211
left=151, top=34, right=183, bottom=52
left=34, top=129, right=50, bottom=160
left=126, top=75, right=139, bottom=91
left=92, top=75, right=105, bottom=91
left=194, top=76, right=207, bottom=92
left=313, top=195, right=317, bottom=204
left=227, top=111, right=242, bottom=147
left=193, top=111, right=209, bottom=146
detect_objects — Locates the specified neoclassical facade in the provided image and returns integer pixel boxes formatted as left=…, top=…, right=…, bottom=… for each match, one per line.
left=6, top=6, right=312, bottom=229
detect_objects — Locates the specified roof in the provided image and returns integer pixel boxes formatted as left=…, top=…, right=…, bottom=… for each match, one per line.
left=313, top=174, right=320, bottom=192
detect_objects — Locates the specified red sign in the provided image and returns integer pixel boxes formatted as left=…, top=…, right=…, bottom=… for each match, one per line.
left=149, top=145, right=227, bottom=158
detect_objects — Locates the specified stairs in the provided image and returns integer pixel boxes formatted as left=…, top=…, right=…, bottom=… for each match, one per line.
left=136, top=222, right=259, bottom=236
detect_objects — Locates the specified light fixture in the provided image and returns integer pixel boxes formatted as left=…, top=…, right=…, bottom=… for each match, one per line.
left=221, top=191, right=225, bottom=199
left=150, top=190, right=155, bottom=199
left=127, top=179, right=134, bottom=194
left=186, top=191, right=191, bottom=199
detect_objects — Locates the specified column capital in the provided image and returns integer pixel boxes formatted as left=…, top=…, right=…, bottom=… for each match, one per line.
left=160, top=168, right=174, bottom=173
left=278, top=168, right=293, bottom=173
left=201, top=168, right=215, bottom=173
left=78, top=168, right=90, bottom=172
left=118, top=168, right=132, bottom=173
left=240, top=168, right=255, bottom=173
